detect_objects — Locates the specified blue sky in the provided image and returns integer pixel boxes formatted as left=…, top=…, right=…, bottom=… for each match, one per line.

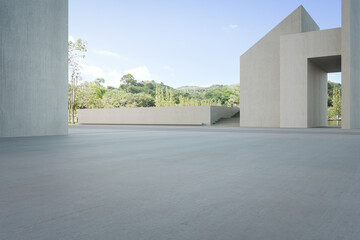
left=69, top=0, right=342, bottom=88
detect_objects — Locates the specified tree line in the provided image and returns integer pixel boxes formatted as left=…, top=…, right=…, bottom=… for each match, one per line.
left=68, top=73, right=240, bottom=123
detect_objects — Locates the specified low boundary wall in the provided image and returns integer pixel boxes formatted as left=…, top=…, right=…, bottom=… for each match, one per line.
left=78, top=106, right=239, bottom=126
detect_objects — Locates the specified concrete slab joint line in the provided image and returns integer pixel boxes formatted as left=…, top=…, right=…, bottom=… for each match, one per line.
left=240, top=0, right=360, bottom=129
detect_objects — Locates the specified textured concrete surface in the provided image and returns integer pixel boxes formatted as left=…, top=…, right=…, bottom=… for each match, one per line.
left=240, top=6, right=319, bottom=128
left=1, top=125, right=360, bottom=240
left=78, top=106, right=239, bottom=126
left=0, top=0, right=68, bottom=137
left=280, top=28, right=341, bottom=128
left=240, top=0, right=360, bottom=129
left=342, top=0, right=360, bottom=129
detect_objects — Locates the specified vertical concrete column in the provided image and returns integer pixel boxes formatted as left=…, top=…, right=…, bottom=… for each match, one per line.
left=280, top=29, right=341, bottom=128
left=342, top=0, right=360, bottom=129
left=307, top=61, right=328, bottom=128
left=0, top=0, right=68, bottom=137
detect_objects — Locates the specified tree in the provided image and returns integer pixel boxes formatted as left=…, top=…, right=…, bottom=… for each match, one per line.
left=120, top=74, right=137, bottom=87
left=178, top=95, right=186, bottom=106
left=168, top=88, right=176, bottom=106
left=328, top=81, right=341, bottom=107
left=155, top=86, right=165, bottom=107
left=76, top=80, right=106, bottom=109
left=163, top=88, right=176, bottom=106
left=68, top=38, right=87, bottom=123
left=332, top=87, right=342, bottom=119
left=94, top=78, right=105, bottom=86
left=204, top=85, right=233, bottom=105
left=132, top=93, right=155, bottom=107
left=102, top=89, right=125, bottom=108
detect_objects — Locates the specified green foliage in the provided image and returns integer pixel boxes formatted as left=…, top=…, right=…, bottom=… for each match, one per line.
left=205, top=85, right=233, bottom=105
left=328, top=107, right=336, bottom=120
left=73, top=76, right=239, bottom=111
left=155, top=86, right=176, bottom=107
left=327, top=81, right=342, bottom=120
left=173, top=84, right=239, bottom=107
left=94, top=78, right=105, bottom=86
left=332, top=87, right=341, bottom=119
left=154, top=85, right=226, bottom=107
left=102, top=89, right=125, bottom=108
left=102, top=88, right=155, bottom=108
left=73, top=74, right=241, bottom=111
left=155, top=86, right=165, bottom=107
left=68, top=38, right=87, bottom=124
left=77, top=81, right=105, bottom=109
left=121, top=74, right=137, bottom=87
left=328, top=81, right=341, bottom=107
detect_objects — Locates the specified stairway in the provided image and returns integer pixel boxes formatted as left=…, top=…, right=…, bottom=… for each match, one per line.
left=212, top=112, right=240, bottom=127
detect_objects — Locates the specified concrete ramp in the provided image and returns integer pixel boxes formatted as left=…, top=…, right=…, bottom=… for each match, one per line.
left=212, top=112, right=240, bottom=127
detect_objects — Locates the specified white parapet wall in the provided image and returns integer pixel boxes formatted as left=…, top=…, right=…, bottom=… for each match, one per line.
left=78, top=106, right=239, bottom=126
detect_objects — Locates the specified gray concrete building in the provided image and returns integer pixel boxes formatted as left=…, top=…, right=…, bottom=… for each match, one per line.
left=0, top=0, right=68, bottom=137
left=240, top=0, right=360, bottom=129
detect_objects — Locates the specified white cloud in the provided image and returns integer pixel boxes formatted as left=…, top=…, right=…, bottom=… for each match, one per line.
left=125, top=66, right=152, bottom=80
left=94, top=49, right=120, bottom=58
left=79, top=62, right=119, bottom=87
left=229, top=24, right=238, bottom=29
left=106, top=69, right=123, bottom=87
left=77, top=61, right=153, bottom=87
left=78, top=59, right=105, bottom=79
left=108, top=69, right=122, bottom=78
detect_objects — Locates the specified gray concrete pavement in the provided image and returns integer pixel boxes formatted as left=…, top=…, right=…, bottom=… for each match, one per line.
left=1, top=125, right=360, bottom=240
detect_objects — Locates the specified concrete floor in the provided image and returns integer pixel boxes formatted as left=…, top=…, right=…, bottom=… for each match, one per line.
left=1, top=125, right=360, bottom=240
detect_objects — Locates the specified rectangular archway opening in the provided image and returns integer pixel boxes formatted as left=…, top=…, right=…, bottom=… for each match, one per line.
left=328, top=72, right=342, bottom=127
left=308, top=55, right=341, bottom=128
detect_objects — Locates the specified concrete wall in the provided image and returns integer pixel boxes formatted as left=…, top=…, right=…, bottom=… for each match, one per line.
left=342, top=0, right=360, bottom=129
left=240, top=6, right=319, bottom=128
left=0, top=0, right=68, bottom=137
left=280, top=28, right=341, bottom=128
left=78, top=106, right=239, bottom=126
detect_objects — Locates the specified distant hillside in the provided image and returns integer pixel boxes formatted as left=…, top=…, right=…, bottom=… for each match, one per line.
left=175, top=84, right=240, bottom=107
left=73, top=75, right=240, bottom=116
